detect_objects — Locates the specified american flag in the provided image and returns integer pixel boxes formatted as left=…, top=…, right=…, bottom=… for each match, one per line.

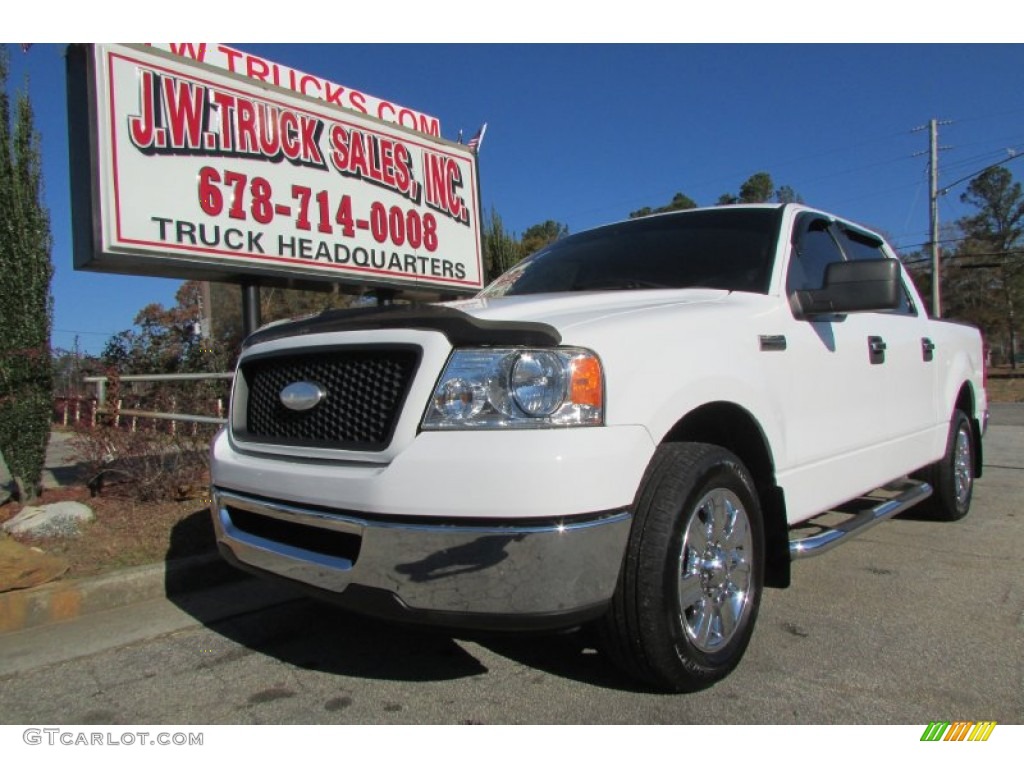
left=466, top=123, right=487, bottom=154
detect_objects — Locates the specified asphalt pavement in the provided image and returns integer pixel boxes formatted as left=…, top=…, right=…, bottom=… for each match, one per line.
left=0, top=407, right=1020, bottom=723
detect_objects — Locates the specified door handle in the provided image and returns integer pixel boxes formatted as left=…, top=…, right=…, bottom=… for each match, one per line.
left=868, top=336, right=886, bottom=365
left=922, top=337, right=935, bottom=362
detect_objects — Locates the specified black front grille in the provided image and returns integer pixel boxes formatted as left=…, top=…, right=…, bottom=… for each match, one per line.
left=240, top=346, right=420, bottom=450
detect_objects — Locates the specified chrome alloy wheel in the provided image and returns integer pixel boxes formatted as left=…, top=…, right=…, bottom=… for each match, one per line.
left=954, top=424, right=973, bottom=510
left=678, top=488, right=754, bottom=653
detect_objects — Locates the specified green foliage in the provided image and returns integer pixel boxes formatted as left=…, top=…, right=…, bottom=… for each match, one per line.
left=521, top=219, right=569, bottom=256
left=104, top=280, right=355, bottom=376
left=102, top=282, right=209, bottom=375
left=739, top=172, right=774, bottom=203
left=959, top=167, right=1024, bottom=249
left=483, top=207, right=524, bottom=282
left=633, top=176, right=800, bottom=217
left=630, top=192, right=697, bottom=219
left=97, top=281, right=366, bottom=439
left=949, top=166, right=1024, bottom=367
left=775, top=185, right=804, bottom=204
left=718, top=173, right=803, bottom=206
left=0, top=46, right=54, bottom=500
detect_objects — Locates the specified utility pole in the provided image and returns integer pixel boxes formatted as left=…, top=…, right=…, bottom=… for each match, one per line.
left=914, top=119, right=952, bottom=318
left=929, top=119, right=941, bottom=318
left=200, top=280, right=214, bottom=340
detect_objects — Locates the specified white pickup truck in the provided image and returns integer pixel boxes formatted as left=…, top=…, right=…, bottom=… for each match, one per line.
left=210, top=203, right=987, bottom=691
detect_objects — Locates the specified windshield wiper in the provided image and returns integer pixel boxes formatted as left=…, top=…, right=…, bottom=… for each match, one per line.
left=578, top=279, right=674, bottom=291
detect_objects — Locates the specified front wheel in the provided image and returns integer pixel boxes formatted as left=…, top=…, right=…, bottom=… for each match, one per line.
left=600, top=443, right=764, bottom=692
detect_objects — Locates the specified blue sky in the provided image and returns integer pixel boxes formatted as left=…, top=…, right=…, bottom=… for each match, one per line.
left=5, top=22, right=1024, bottom=356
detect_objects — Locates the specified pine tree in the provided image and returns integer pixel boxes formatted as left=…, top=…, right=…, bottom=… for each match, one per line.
left=483, top=208, right=523, bottom=282
left=0, top=46, right=54, bottom=500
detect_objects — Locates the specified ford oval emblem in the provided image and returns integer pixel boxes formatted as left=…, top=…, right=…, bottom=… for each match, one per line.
left=280, top=381, right=325, bottom=412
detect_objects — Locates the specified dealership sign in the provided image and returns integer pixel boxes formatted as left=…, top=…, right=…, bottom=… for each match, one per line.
left=67, top=44, right=483, bottom=294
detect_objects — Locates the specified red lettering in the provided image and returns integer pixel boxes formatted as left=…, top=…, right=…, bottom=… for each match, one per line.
left=393, top=144, right=412, bottom=195
left=397, top=108, right=417, bottom=130
left=376, top=101, right=395, bottom=122
left=168, top=43, right=207, bottom=61
left=379, top=139, right=396, bottom=188
left=347, top=131, right=369, bottom=177
left=210, top=91, right=236, bottom=151
left=349, top=91, right=367, bottom=115
left=330, top=125, right=350, bottom=170
left=218, top=45, right=242, bottom=73
left=281, top=111, right=300, bottom=159
left=128, top=70, right=158, bottom=148
left=246, top=56, right=270, bottom=83
left=446, top=161, right=464, bottom=220
left=323, top=83, right=346, bottom=107
left=366, top=137, right=383, bottom=183
left=329, top=128, right=415, bottom=200
left=257, top=103, right=281, bottom=157
left=423, top=152, right=465, bottom=221
left=418, top=115, right=441, bottom=138
left=236, top=98, right=257, bottom=154
left=298, top=115, right=325, bottom=166
left=299, top=74, right=320, bottom=97
left=425, top=153, right=448, bottom=213
left=162, top=77, right=206, bottom=149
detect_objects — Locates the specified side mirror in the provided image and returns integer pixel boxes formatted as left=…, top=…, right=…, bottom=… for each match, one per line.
left=793, top=258, right=901, bottom=319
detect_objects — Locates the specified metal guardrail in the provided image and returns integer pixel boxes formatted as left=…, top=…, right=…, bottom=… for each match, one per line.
left=84, top=372, right=234, bottom=427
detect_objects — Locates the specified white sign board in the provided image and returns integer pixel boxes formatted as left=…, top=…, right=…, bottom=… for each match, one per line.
left=68, top=44, right=484, bottom=295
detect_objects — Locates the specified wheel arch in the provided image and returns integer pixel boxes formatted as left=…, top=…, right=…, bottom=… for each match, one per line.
left=661, top=401, right=790, bottom=589
left=953, top=381, right=984, bottom=479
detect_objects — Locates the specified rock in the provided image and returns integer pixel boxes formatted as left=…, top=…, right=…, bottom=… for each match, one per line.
left=1, top=501, right=95, bottom=537
left=0, top=537, right=69, bottom=591
left=0, top=449, right=12, bottom=505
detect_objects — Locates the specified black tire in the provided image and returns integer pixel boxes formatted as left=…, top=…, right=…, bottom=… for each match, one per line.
left=914, top=409, right=975, bottom=521
left=600, top=443, right=765, bottom=692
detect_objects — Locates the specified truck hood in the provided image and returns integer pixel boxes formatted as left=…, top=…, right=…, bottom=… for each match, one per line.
left=443, top=289, right=730, bottom=334
left=243, top=289, right=738, bottom=350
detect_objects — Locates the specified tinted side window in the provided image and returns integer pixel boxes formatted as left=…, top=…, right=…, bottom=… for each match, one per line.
left=786, top=218, right=844, bottom=293
left=838, top=227, right=885, bottom=261
left=837, top=227, right=917, bottom=316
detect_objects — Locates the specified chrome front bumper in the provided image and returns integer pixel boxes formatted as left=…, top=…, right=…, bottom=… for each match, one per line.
left=211, top=488, right=632, bottom=629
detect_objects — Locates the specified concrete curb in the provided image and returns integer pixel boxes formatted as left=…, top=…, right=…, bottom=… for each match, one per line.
left=0, top=551, right=248, bottom=635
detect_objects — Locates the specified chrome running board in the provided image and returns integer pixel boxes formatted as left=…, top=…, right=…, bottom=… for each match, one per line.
left=789, top=478, right=933, bottom=560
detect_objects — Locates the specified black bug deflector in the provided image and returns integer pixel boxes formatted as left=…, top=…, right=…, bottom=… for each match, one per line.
left=243, top=304, right=562, bottom=349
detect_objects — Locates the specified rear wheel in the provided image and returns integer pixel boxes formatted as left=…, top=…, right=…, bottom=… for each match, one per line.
left=915, top=409, right=975, bottom=521
left=600, top=443, right=764, bottom=692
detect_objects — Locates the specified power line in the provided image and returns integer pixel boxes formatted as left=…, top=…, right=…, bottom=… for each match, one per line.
left=941, top=144, right=1024, bottom=175
left=894, top=234, right=968, bottom=252
left=940, top=151, right=1024, bottom=196
left=902, top=248, right=1024, bottom=265
left=53, top=328, right=122, bottom=336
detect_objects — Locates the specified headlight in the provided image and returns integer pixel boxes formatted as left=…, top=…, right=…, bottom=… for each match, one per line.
left=422, top=347, right=603, bottom=429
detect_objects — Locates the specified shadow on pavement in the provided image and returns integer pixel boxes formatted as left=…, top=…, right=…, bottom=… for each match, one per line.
left=163, top=513, right=488, bottom=683
left=470, top=630, right=648, bottom=693
left=162, top=512, right=643, bottom=690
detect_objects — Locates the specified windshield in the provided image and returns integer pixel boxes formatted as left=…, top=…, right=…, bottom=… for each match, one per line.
left=480, top=207, right=782, bottom=298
